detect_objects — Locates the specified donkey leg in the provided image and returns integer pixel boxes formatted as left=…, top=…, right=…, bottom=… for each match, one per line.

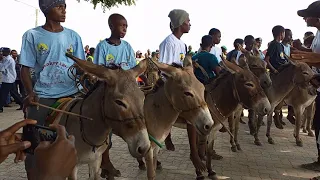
left=206, top=124, right=220, bottom=180
left=254, top=115, right=264, bottom=146
left=164, top=132, right=175, bottom=151
left=235, top=110, right=242, bottom=151
left=100, top=149, right=121, bottom=179
left=248, top=109, right=257, bottom=135
left=294, top=107, right=304, bottom=147
left=228, top=115, right=237, bottom=152
left=145, top=147, right=155, bottom=180
left=68, top=165, right=78, bottom=180
left=266, top=113, right=275, bottom=144
left=197, top=134, right=207, bottom=161
left=273, top=103, right=284, bottom=129
left=187, top=124, right=206, bottom=172
left=306, top=103, right=315, bottom=137
left=301, top=111, right=307, bottom=133
left=88, top=156, right=103, bottom=180
left=137, top=157, right=146, bottom=170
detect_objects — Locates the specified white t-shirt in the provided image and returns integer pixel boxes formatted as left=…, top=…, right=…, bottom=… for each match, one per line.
left=198, top=45, right=222, bottom=63
left=159, top=34, right=186, bottom=65
left=311, top=30, right=320, bottom=53
left=311, top=30, right=320, bottom=92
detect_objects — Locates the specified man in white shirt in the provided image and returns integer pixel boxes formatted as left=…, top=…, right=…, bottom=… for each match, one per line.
left=198, top=28, right=222, bottom=63
left=159, top=9, right=190, bottom=66
left=297, top=1, right=320, bottom=174
left=0, top=48, right=19, bottom=113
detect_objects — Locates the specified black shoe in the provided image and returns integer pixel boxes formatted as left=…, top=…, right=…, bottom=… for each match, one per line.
left=0, top=109, right=3, bottom=113
left=16, top=107, right=23, bottom=110
left=4, top=104, right=12, bottom=107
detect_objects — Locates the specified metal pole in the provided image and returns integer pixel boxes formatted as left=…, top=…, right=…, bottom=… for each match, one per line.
left=35, top=9, right=38, bottom=27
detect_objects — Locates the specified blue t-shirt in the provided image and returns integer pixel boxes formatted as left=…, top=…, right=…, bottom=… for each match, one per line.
left=93, top=39, right=136, bottom=70
left=19, top=26, right=85, bottom=98
left=192, top=51, right=220, bottom=84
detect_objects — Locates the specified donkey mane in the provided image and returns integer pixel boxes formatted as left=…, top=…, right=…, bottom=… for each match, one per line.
left=145, top=78, right=165, bottom=95
left=210, top=70, right=232, bottom=90
left=277, top=62, right=293, bottom=73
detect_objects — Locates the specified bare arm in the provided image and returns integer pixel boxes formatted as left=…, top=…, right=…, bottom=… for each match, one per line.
left=20, top=66, right=34, bottom=96
left=264, top=56, right=277, bottom=73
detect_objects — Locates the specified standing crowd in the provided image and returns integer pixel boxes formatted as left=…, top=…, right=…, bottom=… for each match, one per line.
left=1, top=0, right=320, bottom=179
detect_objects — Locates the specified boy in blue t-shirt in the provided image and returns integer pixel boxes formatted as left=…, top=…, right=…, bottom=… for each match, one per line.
left=192, top=35, right=221, bottom=84
left=94, top=13, right=136, bottom=70
left=19, top=0, right=85, bottom=179
left=265, top=25, right=289, bottom=73
left=96, top=13, right=141, bottom=177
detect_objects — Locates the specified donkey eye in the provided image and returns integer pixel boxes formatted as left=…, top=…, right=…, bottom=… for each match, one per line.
left=245, top=82, right=254, bottom=88
left=184, top=92, right=194, bottom=97
left=115, top=100, right=127, bottom=109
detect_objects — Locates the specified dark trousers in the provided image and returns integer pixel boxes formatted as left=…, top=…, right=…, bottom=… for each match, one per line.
left=0, top=83, right=14, bottom=110
left=13, top=80, right=26, bottom=98
left=314, top=92, right=320, bottom=158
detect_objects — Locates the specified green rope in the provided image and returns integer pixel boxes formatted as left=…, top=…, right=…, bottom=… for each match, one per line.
left=148, top=134, right=163, bottom=148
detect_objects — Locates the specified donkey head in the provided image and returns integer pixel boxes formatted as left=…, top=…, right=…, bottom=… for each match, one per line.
left=224, top=60, right=271, bottom=116
left=292, top=62, right=315, bottom=88
left=151, top=56, right=214, bottom=135
left=66, top=54, right=150, bottom=158
left=238, top=53, right=272, bottom=89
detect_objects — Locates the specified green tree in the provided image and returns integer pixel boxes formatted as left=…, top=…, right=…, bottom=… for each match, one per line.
left=78, top=0, right=135, bottom=11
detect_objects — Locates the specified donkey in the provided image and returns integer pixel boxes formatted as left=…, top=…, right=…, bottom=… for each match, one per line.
left=164, top=58, right=271, bottom=180
left=53, top=54, right=151, bottom=180
left=200, top=60, right=271, bottom=180
left=251, top=62, right=315, bottom=147
left=228, top=53, right=272, bottom=152
left=103, top=56, right=214, bottom=180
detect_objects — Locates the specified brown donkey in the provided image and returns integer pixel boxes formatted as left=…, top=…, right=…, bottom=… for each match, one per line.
left=55, top=54, right=151, bottom=180
left=103, top=56, right=214, bottom=180
left=251, top=62, right=315, bottom=147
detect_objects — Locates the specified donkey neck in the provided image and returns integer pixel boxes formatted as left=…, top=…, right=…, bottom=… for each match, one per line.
left=78, top=84, right=111, bottom=146
left=268, top=65, right=296, bottom=102
left=145, top=85, right=180, bottom=140
left=208, top=74, right=239, bottom=118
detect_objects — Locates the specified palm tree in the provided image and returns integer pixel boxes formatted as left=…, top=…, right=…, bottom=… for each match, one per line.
left=78, top=0, right=135, bottom=11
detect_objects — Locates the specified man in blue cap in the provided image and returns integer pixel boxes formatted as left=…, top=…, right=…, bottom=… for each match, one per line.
left=19, top=0, right=85, bottom=179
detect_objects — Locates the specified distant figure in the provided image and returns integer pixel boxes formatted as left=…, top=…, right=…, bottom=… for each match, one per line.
left=86, top=47, right=95, bottom=62
left=221, top=46, right=227, bottom=60
left=187, top=45, right=195, bottom=56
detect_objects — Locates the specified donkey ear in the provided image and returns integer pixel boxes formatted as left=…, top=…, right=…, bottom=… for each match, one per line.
left=221, top=59, right=243, bottom=73
left=66, top=53, right=113, bottom=81
left=238, top=55, right=250, bottom=70
left=129, top=59, right=148, bottom=77
left=150, top=58, right=178, bottom=77
left=183, top=55, right=193, bottom=67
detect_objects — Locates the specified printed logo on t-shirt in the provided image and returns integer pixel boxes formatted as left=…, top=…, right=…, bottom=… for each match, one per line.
left=106, top=54, right=115, bottom=62
left=37, top=43, right=49, bottom=55
left=280, top=52, right=284, bottom=59
left=180, top=53, right=185, bottom=61
left=67, top=45, right=73, bottom=54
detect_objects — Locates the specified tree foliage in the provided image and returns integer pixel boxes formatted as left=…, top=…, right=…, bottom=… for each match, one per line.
left=78, top=0, right=135, bottom=11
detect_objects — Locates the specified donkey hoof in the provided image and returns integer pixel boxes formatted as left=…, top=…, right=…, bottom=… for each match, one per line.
left=208, top=171, right=218, bottom=180
left=268, top=138, right=275, bottom=144
left=231, top=146, right=237, bottom=152
left=296, top=140, right=303, bottom=147
left=139, top=164, right=146, bottom=170
left=303, top=129, right=307, bottom=133
left=274, top=123, right=284, bottom=129
left=211, top=153, right=223, bottom=160
left=101, top=169, right=107, bottom=178
left=308, top=131, right=315, bottom=137
left=254, top=140, right=262, bottom=146
left=156, top=164, right=163, bottom=171
left=236, top=144, right=242, bottom=151
left=261, top=121, right=266, bottom=126
left=196, top=175, right=205, bottom=180
left=281, top=121, right=286, bottom=125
